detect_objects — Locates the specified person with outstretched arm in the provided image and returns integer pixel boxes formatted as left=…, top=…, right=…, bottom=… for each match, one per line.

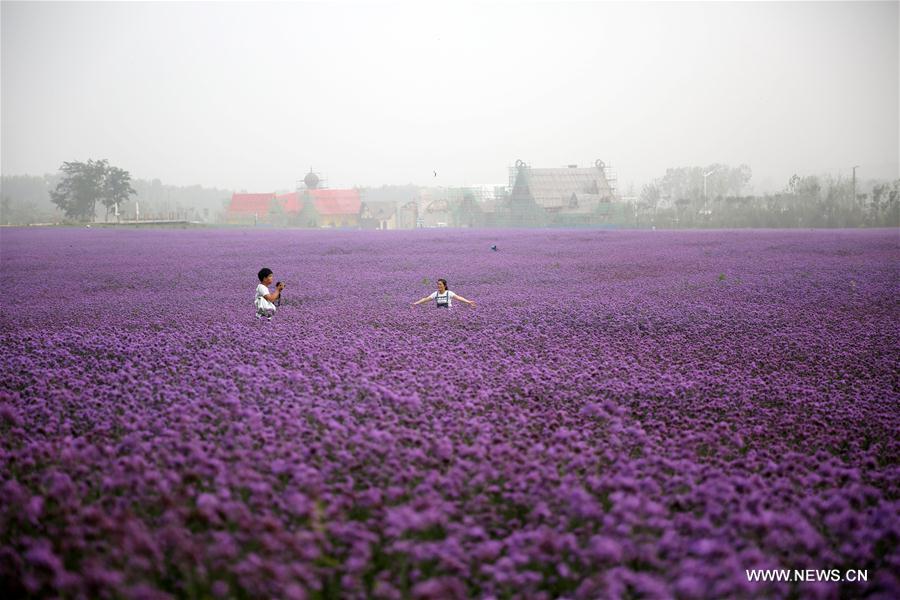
left=411, top=278, right=475, bottom=309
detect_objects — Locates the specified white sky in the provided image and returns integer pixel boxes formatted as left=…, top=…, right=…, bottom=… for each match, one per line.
left=2, top=1, right=898, bottom=193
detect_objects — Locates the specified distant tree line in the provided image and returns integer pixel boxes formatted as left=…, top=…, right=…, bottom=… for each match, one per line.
left=1, top=162, right=231, bottom=225
left=2, top=161, right=897, bottom=228
left=638, top=167, right=898, bottom=228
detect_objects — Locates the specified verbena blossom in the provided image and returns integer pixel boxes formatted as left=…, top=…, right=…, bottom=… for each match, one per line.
left=1, top=227, right=898, bottom=599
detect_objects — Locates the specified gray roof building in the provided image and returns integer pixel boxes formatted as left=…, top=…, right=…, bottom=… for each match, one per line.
left=510, top=159, right=615, bottom=212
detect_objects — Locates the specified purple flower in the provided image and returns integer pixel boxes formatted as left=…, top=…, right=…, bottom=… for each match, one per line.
left=1, top=228, right=896, bottom=597
left=588, top=536, right=623, bottom=563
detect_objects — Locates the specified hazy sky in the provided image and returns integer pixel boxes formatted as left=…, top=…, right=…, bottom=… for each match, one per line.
left=2, top=1, right=897, bottom=193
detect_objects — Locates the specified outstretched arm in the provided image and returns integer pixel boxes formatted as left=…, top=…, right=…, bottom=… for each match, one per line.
left=454, top=295, right=476, bottom=307
left=411, top=296, right=432, bottom=306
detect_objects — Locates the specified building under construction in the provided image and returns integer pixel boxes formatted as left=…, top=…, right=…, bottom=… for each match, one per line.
left=506, top=159, right=619, bottom=226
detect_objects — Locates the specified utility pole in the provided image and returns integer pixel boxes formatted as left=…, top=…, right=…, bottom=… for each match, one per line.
left=852, top=165, right=860, bottom=206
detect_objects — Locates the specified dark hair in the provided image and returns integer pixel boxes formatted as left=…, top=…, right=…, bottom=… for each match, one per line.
left=258, top=268, right=273, bottom=282
left=438, top=278, right=448, bottom=289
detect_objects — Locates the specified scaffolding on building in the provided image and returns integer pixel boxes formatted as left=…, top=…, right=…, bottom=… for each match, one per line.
left=509, top=159, right=529, bottom=190
left=509, top=159, right=617, bottom=199
left=296, top=168, right=327, bottom=191
left=598, top=159, right=618, bottom=199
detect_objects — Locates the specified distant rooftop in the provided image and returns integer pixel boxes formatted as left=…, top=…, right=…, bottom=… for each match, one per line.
left=511, top=162, right=614, bottom=209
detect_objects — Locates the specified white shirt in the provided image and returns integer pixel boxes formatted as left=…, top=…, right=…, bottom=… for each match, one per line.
left=428, top=290, right=456, bottom=307
left=255, top=283, right=276, bottom=311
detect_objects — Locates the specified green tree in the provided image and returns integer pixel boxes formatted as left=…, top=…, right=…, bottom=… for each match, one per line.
left=654, top=164, right=753, bottom=226
left=49, top=159, right=107, bottom=221
left=638, top=183, right=661, bottom=226
left=269, top=195, right=287, bottom=227
left=786, top=174, right=822, bottom=227
left=869, top=181, right=900, bottom=226
left=101, top=165, right=136, bottom=221
left=453, top=191, right=481, bottom=227
left=1, top=195, right=10, bottom=225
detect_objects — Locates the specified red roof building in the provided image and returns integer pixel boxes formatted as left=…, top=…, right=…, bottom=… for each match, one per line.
left=226, top=193, right=278, bottom=224
left=227, top=189, right=361, bottom=227
left=306, top=189, right=361, bottom=228
left=276, top=192, right=302, bottom=214
left=229, top=193, right=276, bottom=215
left=310, top=189, right=360, bottom=216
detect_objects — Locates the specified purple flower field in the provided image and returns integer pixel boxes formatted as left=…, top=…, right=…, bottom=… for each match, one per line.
left=1, top=227, right=898, bottom=599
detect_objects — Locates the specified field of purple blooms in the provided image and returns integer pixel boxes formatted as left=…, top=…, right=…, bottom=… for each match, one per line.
left=1, top=227, right=898, bottom=599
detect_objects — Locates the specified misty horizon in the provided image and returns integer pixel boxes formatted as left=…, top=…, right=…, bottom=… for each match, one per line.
left=2, top=1, right=898, bottom=195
